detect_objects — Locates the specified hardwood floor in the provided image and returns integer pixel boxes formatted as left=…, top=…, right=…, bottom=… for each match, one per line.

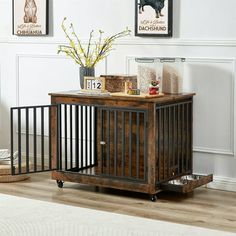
left=0, top=172, right=235, bottom=233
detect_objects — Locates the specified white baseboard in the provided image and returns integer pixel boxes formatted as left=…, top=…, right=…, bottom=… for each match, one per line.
left=206, top=176, right=236, bottom=193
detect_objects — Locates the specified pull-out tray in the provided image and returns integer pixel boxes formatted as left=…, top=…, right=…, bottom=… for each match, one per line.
left=160, top=174, right=213, bottom=193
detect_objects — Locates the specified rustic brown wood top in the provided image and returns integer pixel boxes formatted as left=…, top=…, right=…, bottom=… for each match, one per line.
left=49, top=90, right=195, bottom=104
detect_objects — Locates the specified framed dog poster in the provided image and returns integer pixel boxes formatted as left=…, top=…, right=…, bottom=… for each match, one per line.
left=13, top=0, right=49, bottom=36
left=135, top=0, right=173, bottom=37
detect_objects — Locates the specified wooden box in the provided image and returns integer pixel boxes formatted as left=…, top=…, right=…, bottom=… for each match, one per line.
left=100, top=75, right=137, bottom=92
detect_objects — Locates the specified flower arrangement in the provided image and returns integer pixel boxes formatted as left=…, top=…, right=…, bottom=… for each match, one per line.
left=57, top=17, right=131, bottom=68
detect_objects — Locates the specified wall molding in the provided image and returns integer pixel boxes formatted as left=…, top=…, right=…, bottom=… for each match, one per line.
left=2, top=37, right=236, bottom=47
left=126, top=56, right=236, bottom=156
left=15, top=53, right=109, bottom=106
left=187, top=57, right=235, bottom=156
left=0, top=63, right=2, bottom=128
left=15, top=54, right=71, bottom=107
left=206, top=175, right=236, bottom=193
left=193, top=147, right=234, bottom=156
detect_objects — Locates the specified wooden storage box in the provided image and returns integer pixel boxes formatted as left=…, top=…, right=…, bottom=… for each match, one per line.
left=100, top=75, right=137, bottom=92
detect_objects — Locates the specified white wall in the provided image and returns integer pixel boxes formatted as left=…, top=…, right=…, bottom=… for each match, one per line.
left=0, top=0, right=236, bottom=191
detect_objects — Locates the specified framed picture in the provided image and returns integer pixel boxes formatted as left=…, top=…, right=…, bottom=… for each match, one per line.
left=84, top=77, right=106, bottom=92
left=135, top=0, right=173, bottom=37
left=12, top=0, right=49, bottom=36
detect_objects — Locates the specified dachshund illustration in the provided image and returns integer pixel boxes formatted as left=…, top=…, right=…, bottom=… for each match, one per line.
left=24, top=0, right=37, bottom=23
left=139, top=0, right=165, bottom=18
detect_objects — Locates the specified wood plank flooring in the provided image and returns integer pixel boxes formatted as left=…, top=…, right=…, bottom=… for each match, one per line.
left=0, top=172, right=235, bottom=233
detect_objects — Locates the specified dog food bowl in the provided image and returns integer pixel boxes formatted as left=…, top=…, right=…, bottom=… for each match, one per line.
left=168, top=179, right=187, bottom=185
left=181, top=174, right=201, bottom=181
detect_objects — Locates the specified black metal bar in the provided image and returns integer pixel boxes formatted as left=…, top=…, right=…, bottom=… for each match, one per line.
left=94, top=107, right=97, bottom=166
left=177, top=104, right=180, bottom=175
left=136, top=113, right=140, bottom=179
left=10, top=109, right=14, bottom=175
left=11, top=104, right=57, bottom=110
left=122, top=111, right=125, bottom=177
left=33, top=107, right=37, bottom=172
left=17, top=109, right=21, bottom=174
left=114, top=110, right=117, bottom=176
left=106, top=110, right=110, bottom=175
left=75, top=105, right=79, bottom=168
left=163, top=108, right=165, bottom=180
left=25, top=108, right=29, bottom=173
left=64, top=104, right=68, bottom=170
left=168, top=106, right=171, bottom=177
left=81, top=106, right=84, bottom=168
left=41, top=107, right=44, bottom=171
left=72, top=163, right=97, bottom=172
left=70, top=105, right=73, bottom=169
left=172, top=106, right=175, bottom=173
left=89, top=106, right=92, bottom=166
left=12, top=104, right=147, bottom=113
left=158, top=109, right=161, bottom=182
left=48, top=107, right=52, bottom=170
left=181, top=104, right=184, bottom=172
left=84, top=106, right=87, bottom=167
left=186, top=103, right=189, bottom=171
left=155, top=101, right=192, bottom=110
left=190, top=101, right=193, bottom=171
left=143, top=112, right=148, bottom=181
left=100, top=109, right=104, bottom=173
left=129, top=112, right=132, bottom=177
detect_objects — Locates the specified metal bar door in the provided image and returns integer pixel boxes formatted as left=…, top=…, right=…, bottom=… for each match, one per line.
left=97, top=107, right=148, bottom=183
left=10, top=105, right=60, bottom=175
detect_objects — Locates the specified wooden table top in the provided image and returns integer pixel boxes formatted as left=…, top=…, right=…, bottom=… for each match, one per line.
left=49, top=90, right=195, bottom=104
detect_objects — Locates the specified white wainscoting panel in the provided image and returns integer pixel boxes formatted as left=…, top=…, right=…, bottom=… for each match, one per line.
left=185, top=58, right=235, bottom=155
left=207, top=175, right=236, bottom=192
left=0, top=63, right=2, bottom=128
left=16, top=54, right=79, bottom=106
left=16, top=54, right=107, bottom=106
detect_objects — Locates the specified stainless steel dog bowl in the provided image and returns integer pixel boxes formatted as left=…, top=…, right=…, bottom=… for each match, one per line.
left=168, top=179, right=187, bottom=185
left=181, top=175, right=201, bottom=181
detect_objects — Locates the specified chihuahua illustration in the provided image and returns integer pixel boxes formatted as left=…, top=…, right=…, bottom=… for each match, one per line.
left=24, top=0, right=37, bottom=23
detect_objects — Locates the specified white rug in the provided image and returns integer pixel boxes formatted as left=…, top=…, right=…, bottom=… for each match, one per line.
left=0, top=193, right=234, bottom=236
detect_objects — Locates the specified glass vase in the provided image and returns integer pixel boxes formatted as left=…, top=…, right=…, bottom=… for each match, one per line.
left=79, top=67, right=95, bottom=89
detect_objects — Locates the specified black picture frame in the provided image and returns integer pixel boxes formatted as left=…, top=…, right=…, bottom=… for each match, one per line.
left=135, top=0, right=173, bottom=37
left=12, top=0, right=49, bottom=36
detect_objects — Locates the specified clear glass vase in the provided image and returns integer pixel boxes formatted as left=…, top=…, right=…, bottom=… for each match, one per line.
left=79, top=67, right=95, bottom=89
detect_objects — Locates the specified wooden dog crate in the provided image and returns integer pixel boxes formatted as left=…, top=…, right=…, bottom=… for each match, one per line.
left=10, top=91, right=212, bottom=201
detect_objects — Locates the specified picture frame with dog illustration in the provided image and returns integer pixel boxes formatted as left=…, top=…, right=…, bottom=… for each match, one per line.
left=12, top=0, right=49, bottom=36
left=135, top=0, right=173, bottom=37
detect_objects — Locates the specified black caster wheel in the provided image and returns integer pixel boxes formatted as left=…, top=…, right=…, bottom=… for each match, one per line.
left=56, top=180, right=64, bottom=188
left=150, top=194, right=157, bottom=202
